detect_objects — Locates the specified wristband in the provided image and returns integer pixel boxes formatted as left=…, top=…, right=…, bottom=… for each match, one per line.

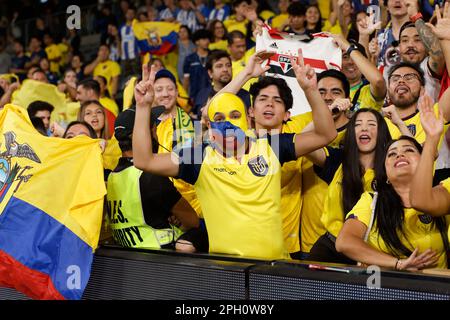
left=410, top=12, right=423, bottom=23
left=345, top=43, right=359, bottom=56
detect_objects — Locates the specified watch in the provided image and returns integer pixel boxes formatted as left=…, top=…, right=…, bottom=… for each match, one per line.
left=345, top=43, right=358, bottom=56
left=410, top=12, right=423, bottom=23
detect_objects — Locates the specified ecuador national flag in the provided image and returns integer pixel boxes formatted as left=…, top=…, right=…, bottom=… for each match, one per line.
left=132, top=20, right=179, bottom=55
left=11, top=79, right=67, bottom=123
left=0, top=105, right=106, bottom=300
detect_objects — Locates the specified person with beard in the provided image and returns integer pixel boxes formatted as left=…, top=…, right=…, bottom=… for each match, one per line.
left=384, top=20, right=444, bottom=102
left=384, top=62, right=450, bottom=151
left=132, top=52, right=337, bottom=259
left=194, top=50, right=251, bottom=119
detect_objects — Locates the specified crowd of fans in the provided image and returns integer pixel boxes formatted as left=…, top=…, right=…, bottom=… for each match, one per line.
left=1, top=0, right=450, bottom=272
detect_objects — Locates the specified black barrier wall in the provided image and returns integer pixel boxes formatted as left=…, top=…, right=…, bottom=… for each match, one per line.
left=0, top=247, right=449, bottom=300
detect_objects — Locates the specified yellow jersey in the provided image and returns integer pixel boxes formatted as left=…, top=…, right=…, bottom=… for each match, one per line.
left=440, top=178, right=450, bottom=241
left=209, top=40, right=228, bottom=52
left=280, top=112, right=313, bottom=253
left=156, top=110, right=202, bottom=216
left=347, top=191, right=448, bottom=269
left=45, top=44, right=62, bottom=74
left=300, top=125, right=347, bottom=252
left=177, top=134, right=297, bottom=260
left=224, top=16, right=248, bottom=35
left=232, top=47, right=256, bottom=92
left=317, top=146, right=375, bottom=238
left=93, top=60, right=121, bottom=96
left=269, top=14, right=289, bottom=31
left=386, top=103, right=448, bottom=145
left=350, top=82, right=384, bottom=112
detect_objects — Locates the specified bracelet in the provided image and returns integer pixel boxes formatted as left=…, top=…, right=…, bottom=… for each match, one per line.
left=394, top=259, right=399, bottom=270
left=410, top=12, right=423, bottom=23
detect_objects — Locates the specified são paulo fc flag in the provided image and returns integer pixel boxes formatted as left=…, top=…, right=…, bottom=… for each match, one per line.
left=256, top=25, right=342, bottom=115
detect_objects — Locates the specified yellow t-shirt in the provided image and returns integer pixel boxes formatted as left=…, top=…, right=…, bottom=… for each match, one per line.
left=350, top=83, right=384, bottom=112
left=209, top=40, right=228, bottom=52
left=323, top=20, right=351, bottom=35
left=386, top=103, right=448, bottom=145
left=156, top=112, right=202, bottom=216
left=57, top=42, right=69, bottom=69
left=232, top=47, right=256, bottom=91
left=347, top=191, right=448, bottom=269
left=270, top=13, right=289, bottom=31
left=280, top=112, right=313, bottom=253
left=260, top=10, right=275, bottom=22
left=178, top=135, right=294, bottom=260
left=439, top=178, right=450, bottom=241
left=320, top=148, right=375, bottom=238
left=317, top=0, right=332, bottom=20
left=224, top=16, right=248, bottom=35
left=93, top=60, right=121, bottom=96
left=45, top=44, right=62, bottom=74
left=300, top=125, right=347, bottom=252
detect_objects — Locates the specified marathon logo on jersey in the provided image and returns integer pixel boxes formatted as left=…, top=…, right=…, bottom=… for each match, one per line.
left=267, top=54, right=295, bottom=78
left=248, top=155, right=269, bottom=177
left=407, top=124, right=416, bottom=136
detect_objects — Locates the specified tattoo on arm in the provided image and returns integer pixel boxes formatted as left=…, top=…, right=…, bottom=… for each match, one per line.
left=415, top=19, right=444, bottom=61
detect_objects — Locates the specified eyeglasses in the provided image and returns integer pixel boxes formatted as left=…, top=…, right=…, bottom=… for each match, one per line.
left=389, top=73, right=420, bottom=84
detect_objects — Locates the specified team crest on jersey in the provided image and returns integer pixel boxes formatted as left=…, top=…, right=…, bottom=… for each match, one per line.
left=407, top=124, right=416, bottom=136
left=268, top=54, right=295, bottom=78
left=0, top=132, right=40, bottom=204
left=418, top=214, right=433, bottom=224
left=248, top=155, right=269, bottom=177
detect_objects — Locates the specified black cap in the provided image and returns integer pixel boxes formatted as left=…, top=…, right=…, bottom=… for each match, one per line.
left=114, top=108, right=136, bottom=141
left=154, top=69, right=177, bottom=85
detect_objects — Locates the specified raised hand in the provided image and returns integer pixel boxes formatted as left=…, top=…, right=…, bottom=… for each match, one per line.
left=244, top=50, right=273, bottom=78
left=135, top=64, right=156, bottom=107
left=330, top=33, right=351, bottom=51
left=291, top=49, right=317, bottom=91
left=396, top=248, right=439, bottom=271
left=419, top=94, right=443, bottom=142
left=357, top=13, right=382, bottom=36
left=330, top=98, right=352, bottom=114
left=382, top=104, right=403, bottom=126
left=427, top=3, right=450, bottom=41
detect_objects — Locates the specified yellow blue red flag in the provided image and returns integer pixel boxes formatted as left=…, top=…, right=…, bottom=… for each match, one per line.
left=132, top=20, right=179, bottom=55
left=0, top=104, right=106, bottom=299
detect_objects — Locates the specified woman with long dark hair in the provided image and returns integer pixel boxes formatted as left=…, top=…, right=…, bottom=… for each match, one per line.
left=305, top=4, right=323, bottom=35
left=307, top=108, right=392, bottom=264
left=336, top=135, right=448, bottom=270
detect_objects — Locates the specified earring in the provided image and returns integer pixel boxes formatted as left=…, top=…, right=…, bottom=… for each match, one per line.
left=386, top=179, right=391, bottom=185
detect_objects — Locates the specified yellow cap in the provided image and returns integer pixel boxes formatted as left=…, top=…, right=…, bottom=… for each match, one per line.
left=207, top=92, right=248, bottom=131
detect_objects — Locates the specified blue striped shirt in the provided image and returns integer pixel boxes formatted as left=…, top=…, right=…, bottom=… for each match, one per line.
left=120, top=24, right=139, bottom=60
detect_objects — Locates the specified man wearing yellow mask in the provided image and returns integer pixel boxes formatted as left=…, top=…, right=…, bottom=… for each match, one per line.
left=132, top=51, right=337, bottom=260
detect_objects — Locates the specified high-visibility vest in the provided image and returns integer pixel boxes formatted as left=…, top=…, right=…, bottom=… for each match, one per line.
left=106, top=165, right=182, bottom=248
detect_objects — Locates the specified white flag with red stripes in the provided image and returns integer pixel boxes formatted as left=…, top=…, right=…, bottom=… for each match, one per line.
left=256, top=25, right=342, bottom=115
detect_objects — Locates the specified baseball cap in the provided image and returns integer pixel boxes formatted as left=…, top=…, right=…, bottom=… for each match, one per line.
left=154, top=69, right=177, bottom=85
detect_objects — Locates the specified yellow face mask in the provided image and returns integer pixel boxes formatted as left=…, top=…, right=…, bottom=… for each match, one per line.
left=207, top=92, right=248, bottom=131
